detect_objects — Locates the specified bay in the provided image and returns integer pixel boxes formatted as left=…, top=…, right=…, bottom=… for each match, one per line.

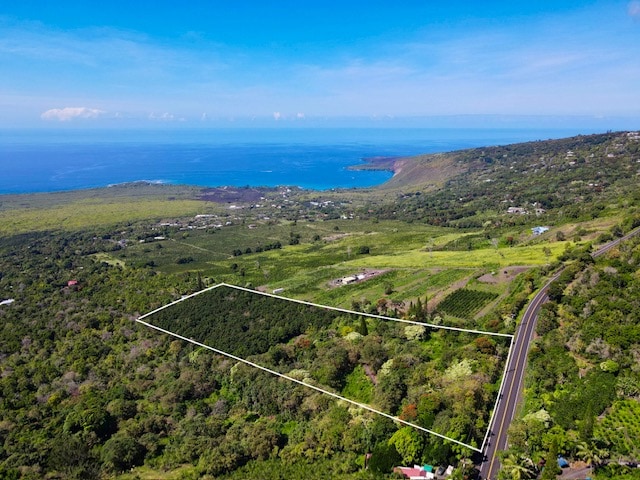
left=0, top=127, right=590, bottom=194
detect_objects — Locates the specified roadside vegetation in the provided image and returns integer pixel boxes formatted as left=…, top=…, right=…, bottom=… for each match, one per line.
left=500, top=232, right=640, bottom=480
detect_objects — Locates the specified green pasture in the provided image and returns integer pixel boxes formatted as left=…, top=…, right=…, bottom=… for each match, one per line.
left=112, top=218, right=569, bottom=312
left=91, top=252, right=126, bottom=268
left=345, top=242, right=569, bottom=269
left=123, top=219, right=459, bottom=276
left=0, top=198, right=212, bottom=234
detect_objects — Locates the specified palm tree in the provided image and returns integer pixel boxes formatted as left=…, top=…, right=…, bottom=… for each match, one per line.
left=576, top=441, right=610, bottom=474
left=499, top=453, right=536, bottom=480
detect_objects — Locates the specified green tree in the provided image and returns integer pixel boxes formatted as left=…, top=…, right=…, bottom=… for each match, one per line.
left=48, top=434, right=99, bottom=479
left=368, top=442, right=401, bottom=474
left=101, top=434, right=146, bottom=472
left=539, top=439, right=560, bottom=480
left=356, top=316, right=369, bottom=336
left=498, top=453, right=536, bottom=480
left=388, top=427, right=424, bottom=465
left=575, top=441, right=609, bottom=473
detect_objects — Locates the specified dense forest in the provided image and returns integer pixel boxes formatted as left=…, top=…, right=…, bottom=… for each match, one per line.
left=1, top=131, right=639, bottom=479
left=146, top=286, right=341, bottom=358
left=145, top=284, right=510, bottom=443
left=0, top=229, right=507, bottom=479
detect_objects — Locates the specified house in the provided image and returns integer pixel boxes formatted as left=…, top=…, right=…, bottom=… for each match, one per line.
left=272, top=288, right=285, bottom=294
left=67, top=280, right=79, bottom=287
left=531, top=226, right=549, bottom=236
left=626, top=132, right=640, bottom=140
left=0, top=299, right=15, bottom=306
left=394, top=465, right=436, bottom=479
left=342, top=276, right=357, bottom=285
left=507, top=207, right=527, bottom=215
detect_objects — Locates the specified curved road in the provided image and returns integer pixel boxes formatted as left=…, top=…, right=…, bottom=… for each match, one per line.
left=479, top=227, right=640, bottom=480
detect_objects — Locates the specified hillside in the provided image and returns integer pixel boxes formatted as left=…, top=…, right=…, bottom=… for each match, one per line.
left=368, top=131, right=640, bottom=227
left=1, top=131, right=639, bottom=479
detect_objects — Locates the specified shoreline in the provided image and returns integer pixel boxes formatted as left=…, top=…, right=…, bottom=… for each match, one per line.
left=0, top=158, right=397, bottom=196
left=2, top=127, right=607, bottom=196
left=347, top=156, right=400, bottom=173
left=346, top=156, right=406, bottom=180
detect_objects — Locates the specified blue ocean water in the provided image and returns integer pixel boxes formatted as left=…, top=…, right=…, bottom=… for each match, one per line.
left=0, top=127, right=590, bottom=194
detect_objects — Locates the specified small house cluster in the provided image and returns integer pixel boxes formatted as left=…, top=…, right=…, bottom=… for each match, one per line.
left=394, top=464, right=453, bottom=479
left=506, top=202, right=546, bottom=216
left=627, top=131, right=640, bottom=140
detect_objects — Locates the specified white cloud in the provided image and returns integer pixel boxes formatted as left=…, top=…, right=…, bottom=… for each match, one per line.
left=40, top=107, right=105, bottom=121
left=148, top=112, right=175, bottom=121
left=5, top=5, right=639, bottom=124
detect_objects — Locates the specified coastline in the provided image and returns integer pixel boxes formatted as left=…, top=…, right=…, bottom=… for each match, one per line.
left=1, top=128, right=611, bottom=195
left=347, top=156, right=402, bottom=174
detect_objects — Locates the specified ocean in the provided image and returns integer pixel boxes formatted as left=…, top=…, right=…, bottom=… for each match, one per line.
left=0, top=127, right=592, bottom=194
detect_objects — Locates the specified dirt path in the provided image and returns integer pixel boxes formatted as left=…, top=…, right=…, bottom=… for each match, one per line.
left=558, top=465, right=594, bottom=479
left=476, top=266, right=532, bottom=284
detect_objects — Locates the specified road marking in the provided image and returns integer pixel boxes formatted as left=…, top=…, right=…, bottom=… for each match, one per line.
left=480, top=335, right=515, bottom=451
left=485, top=303, right=534, bottom=479
left=482, top=227, right=640, bottom=478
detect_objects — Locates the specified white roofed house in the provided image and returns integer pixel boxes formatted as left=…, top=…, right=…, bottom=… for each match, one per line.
left=531, top=226, right=549, bottom=235
left=507, top=206, right=527, bottom=215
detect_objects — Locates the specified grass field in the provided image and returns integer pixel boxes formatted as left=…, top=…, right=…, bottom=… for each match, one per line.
left=1, top=184, right=609, bottom=329
left=0, top=198, right=213, bottom=234
left=346, top=242, right=569, bottom=269
left=91, top=213, right=575, bottom=314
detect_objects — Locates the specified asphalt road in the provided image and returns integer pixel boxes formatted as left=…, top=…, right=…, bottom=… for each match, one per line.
left=479, top=278, right=555, bottom=480
left=478, top=227, right=640, bottom=480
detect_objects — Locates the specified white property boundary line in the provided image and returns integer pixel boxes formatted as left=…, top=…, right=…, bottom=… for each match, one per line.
left=137, top=283, right=516, bottom=453
left=479, top=334, right=515, bottom=453
left=139, top=282, right=513, bottom=339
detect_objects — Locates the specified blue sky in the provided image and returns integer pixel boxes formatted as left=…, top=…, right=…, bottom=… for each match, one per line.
left=1, top=1, right=639, bottom=128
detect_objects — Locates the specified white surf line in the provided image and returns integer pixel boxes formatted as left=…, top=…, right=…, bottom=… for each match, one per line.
left=480, top=334, right=515, bottom=452
left=220, top=282, right=513, bottom=339
left=135, top=316, right=482, bottom=453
